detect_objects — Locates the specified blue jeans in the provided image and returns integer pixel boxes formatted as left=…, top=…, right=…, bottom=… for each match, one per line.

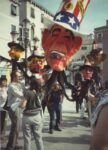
left=48, top=103, right=62, bottom=130
left=22, top=113, right=44, bottom=150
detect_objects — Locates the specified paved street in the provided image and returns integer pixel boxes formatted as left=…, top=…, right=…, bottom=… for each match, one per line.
left=1, top=90, right=92, bottom=150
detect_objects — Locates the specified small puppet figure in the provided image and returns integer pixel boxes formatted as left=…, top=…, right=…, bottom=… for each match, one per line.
left=27, top=50, right=47, bottom=73
left=8, top=42, right=24, bottom=60
left=8, top=42, right=25, bottom=71
left=0, top=42, right=25, bottom=72
left=27, top=50, right=51, bottom=86
left=80, top=60, right=94, bottom=80
left=42, top=0, right=90, bottom=97
left=77, top=60, right=96, bottom=120
left=75, top=40, right=107, bottom=104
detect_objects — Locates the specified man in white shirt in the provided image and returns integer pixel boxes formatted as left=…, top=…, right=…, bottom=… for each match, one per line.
left=5, top=71, right=24, bottom=150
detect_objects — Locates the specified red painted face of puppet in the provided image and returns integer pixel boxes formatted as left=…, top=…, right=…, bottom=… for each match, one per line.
left=42, top=24, right=82, bottom=71
left=82, top=68, right=93, bottom=80
left=28, top=58, right=46, bottom=73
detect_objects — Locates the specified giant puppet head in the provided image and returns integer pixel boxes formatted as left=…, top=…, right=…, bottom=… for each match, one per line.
left=42, top=0, right=90, bottom=71
left=27, top=50, right=46, bottom=73
left=8, top=42, right=24, bottom=59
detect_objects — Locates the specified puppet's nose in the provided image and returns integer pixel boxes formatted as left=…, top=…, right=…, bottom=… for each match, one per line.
left=50, top=51, right=64, bottom=59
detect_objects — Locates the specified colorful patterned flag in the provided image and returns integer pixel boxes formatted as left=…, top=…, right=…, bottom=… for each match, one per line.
left=54, top=0, right=90, bottom=31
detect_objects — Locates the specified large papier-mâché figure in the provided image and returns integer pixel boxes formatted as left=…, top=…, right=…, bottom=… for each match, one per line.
left=42, top=0, right=90, bottom=98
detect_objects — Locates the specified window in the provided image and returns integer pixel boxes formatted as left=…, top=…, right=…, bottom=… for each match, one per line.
left=11, top=25, right=16, bottom=32
left=41, top=14, right=44, bottom=23
left=81, top=46, right=87, bottom=50
left=81, top=55, right=86, bottom=60
left=11, top=4, right=17, bottom=16
left=31, top=8, right=35, bottom=18
left=96, top=33, right=103, bottom=42
left=31, top=26, right=35, bottom=40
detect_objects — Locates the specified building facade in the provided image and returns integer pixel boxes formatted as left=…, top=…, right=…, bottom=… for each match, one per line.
left=19, top=0, right=53, bottom=52
left=0, top=0, right=53, bottom=76
left=94, top=20, right=108, bottom=81
left=0, top=0, right=20, bottom=77
left=0, top=0, right=20, bottom=58
left=0, top=0, right=96, bottom=81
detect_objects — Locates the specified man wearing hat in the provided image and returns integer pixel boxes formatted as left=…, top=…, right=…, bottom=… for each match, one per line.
left=78, top=60, right=96, bottom=122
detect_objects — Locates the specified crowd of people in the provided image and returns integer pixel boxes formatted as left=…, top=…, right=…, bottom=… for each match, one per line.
left=0, top=66, right=107, bottom=150
left=0, top=69, right=66, bottom=150
left=0, top=71, right=44, bottom=150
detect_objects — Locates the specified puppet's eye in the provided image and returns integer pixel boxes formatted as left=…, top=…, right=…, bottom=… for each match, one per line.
left=51, top=28, right=61, bottom=36
left=52, top=32, right=59, bottom=36
left=52, top=33, right=58, bottom=36
left=64, top=36, right=71, bottom=40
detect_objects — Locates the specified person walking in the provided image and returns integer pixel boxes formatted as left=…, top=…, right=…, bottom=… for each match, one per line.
left=5, top=71, right=24, bottom=150
left=72, top=80, right=82, bottom=113
left=47, top=82, right=64, bottom=134
left=79, top=61, right=96, bottom=121
left=0, top=75, right=8, bottom=141
left=21, top=76, right=44, bottom=150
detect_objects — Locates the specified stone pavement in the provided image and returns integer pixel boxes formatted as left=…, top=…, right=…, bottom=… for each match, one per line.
left=1, top=90, right=92, bottom=150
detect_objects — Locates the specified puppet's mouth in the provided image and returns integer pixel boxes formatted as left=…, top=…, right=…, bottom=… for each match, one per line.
left=49, top=51, right=65, bottom=59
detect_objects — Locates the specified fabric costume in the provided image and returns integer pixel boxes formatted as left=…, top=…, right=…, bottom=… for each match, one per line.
left=91, top=89, right=108, bottom=127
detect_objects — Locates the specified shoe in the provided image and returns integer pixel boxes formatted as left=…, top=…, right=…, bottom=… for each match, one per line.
left=49, top=129, right=53, bottom=134
left=54, top=127, right=62, bottom=131
left=80, top=117, right=87, bottom=120
left=14, top=145, right=23, bottom=149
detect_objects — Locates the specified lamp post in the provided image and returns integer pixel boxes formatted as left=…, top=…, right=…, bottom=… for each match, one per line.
left=20, top=19, right=40, bottom=84
left=22, top=18, right=31, bottom=75
left=9, top=19, right=40, bottom=84
left=32, top=36, right=39, bottom=53
left=10, top=30, right=19, bottom=42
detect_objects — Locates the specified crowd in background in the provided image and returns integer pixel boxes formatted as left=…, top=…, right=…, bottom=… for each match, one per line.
left=0, top=68, right=108, bottom=150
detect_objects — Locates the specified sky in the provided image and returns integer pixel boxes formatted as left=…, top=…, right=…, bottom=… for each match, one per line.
left=35, top=0, right=108, bottom=34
